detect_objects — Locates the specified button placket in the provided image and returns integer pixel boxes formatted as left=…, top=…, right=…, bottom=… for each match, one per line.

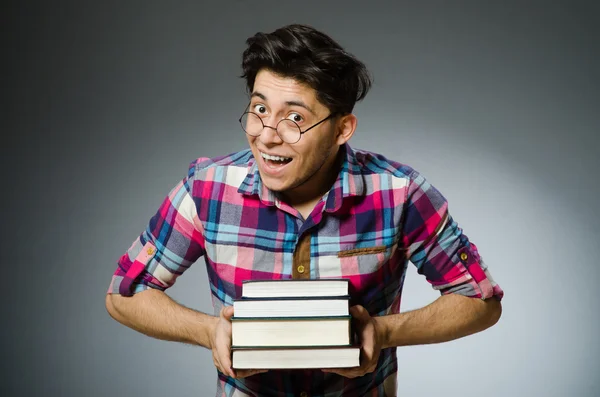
left=292, top=234, right=311, bottom=279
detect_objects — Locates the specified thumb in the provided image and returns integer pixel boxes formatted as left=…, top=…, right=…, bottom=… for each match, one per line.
left=221, top=306, right=234, bottom=320
left=349, top=305, right=370, bottom=322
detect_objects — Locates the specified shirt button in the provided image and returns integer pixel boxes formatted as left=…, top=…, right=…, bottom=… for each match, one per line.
left=300, top=392, right=308, bottom=397
left=146, top=246, right=155, bottom=255
left=297, top=265, right=305, bottom=274
left=460, top=252, right=468, bottom=261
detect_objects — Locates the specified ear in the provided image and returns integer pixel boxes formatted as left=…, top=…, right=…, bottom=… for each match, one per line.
left=335, top=113, right=357, bottom=145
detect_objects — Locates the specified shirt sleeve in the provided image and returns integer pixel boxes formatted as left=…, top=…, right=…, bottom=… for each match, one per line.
left=401, top=170, right=504, bottom=300
left=106, top=160, right=206, bottom=297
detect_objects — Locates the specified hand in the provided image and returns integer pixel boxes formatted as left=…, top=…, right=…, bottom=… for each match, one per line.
left=209, top=306, right=268, bottom=379
left=322, top=305, right=384, bottom=378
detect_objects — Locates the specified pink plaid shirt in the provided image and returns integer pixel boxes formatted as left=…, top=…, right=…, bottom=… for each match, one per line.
left=108, top=143, right=503, bottom=396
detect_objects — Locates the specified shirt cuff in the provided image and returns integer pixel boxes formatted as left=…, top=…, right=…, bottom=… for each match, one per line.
left=106, top=241, right=168, bottom=296
left=431, top=243, right=504, bottom=301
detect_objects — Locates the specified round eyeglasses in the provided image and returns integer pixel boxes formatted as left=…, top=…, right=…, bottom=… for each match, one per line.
left=239, top=111, right=337, bottom=144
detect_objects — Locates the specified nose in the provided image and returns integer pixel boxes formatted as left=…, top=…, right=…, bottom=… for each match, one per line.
left=259, top=120, right=284, bottom=145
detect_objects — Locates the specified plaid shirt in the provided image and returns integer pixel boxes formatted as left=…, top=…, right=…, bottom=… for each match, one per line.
left=108, top=143, right=503, bottom=397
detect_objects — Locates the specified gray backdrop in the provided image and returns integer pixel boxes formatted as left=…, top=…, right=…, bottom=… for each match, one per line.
left=3, top=1, right=599, bottom=396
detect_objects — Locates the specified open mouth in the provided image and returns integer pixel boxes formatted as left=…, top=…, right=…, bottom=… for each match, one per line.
left=260, top=151, right=293, bottom=171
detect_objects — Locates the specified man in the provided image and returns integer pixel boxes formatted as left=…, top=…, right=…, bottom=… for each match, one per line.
left=105, top=24, right=503, bottom=397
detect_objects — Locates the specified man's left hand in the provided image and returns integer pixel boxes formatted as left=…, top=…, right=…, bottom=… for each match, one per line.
left=322, top=305, right=385, bottom=378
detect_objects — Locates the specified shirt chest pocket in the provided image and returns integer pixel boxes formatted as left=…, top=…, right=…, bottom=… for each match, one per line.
left=315, top=244, right=395, bottom=278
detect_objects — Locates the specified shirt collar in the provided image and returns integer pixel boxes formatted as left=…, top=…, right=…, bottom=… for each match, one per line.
left=237, top=143, right=365, bottom=212
left=237, top=157, right=277, bottom=206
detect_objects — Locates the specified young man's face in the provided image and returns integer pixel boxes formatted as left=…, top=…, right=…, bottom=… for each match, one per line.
left=245, top=69, right=347, bottom=196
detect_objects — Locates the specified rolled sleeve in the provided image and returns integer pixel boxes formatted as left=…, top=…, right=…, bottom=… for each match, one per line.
left=401, top=170, right=503, bottom=301
left=107, top=161, right=206, bottom=297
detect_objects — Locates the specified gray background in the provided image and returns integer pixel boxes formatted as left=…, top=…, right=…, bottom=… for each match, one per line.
left=3, top=1, right=599, bottom=396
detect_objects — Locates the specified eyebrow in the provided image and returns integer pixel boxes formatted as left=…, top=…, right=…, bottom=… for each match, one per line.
left=250, top=91, right=317, bottom=116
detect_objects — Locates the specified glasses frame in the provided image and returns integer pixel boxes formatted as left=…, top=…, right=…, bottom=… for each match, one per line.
left=238, top=104, right=338, bottom=144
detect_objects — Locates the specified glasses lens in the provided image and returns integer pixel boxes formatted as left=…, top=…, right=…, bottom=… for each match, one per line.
left=240, top=113, right=263, bottom=136
left=277, top=120, right=301, bottom=143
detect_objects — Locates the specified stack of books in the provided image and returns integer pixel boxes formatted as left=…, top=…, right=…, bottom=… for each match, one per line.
left=231, top=279, right=360, bottom=370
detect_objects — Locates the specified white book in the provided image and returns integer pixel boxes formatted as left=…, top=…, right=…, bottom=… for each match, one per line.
left=232, top=346, right=360, bottom=369
left=231, top=316, right=351, bottom=347
left=242, top=279, right=350, bottom=298
left=233, top=296, right=349, bottom=318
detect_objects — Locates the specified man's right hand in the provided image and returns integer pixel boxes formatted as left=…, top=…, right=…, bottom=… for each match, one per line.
left=209, top=306, right=268, bottom=379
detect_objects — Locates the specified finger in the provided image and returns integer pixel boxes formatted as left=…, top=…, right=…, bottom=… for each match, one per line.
left=349, top=305, right=369, bottom=323
left=213, top=358, right=225, bottom=377
left=362, top=333, right=374, bottom=360
left=214, top=356, right=231, bottom=378
left=212, top=353, right=221, bottom=373
left=221, top=306, right=234, bottom=321
left=217, top=345, right=234, bottom=378
left=222, top=358, right=235, bottom=378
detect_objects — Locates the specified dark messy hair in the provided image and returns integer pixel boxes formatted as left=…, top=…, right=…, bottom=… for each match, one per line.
left=241, top=24, right=372, bottom=115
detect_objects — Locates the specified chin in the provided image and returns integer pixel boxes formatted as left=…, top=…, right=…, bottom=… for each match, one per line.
left=260, top=173, right=289, bottom=193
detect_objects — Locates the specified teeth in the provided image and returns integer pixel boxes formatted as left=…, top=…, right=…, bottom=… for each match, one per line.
left=261, top=152, right=291, bottom=162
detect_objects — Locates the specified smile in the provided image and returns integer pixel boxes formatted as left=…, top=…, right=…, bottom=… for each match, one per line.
left=259, top=151, right=293, bottom=175
left=260, top=151, right=293, bottom=163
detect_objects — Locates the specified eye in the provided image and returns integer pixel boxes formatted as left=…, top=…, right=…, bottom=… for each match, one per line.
left=252, top=104, right=267, bottom=114
left=287, top=113, right=304, bottom=123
